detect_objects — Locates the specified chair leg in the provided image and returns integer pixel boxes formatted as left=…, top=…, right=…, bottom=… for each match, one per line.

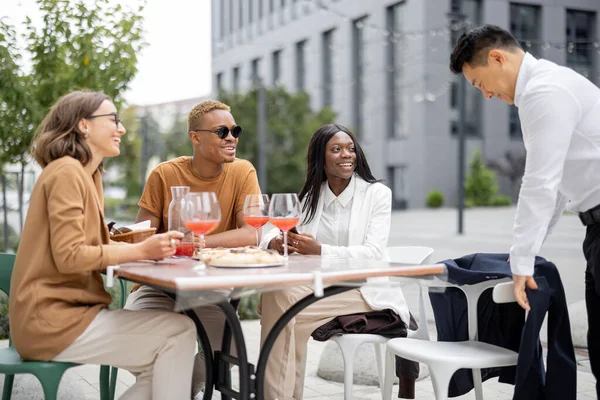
left=382, top=350, right=395, bottom=400
left=36, top=370, right=68, bottom=400
left=428, top=365, right=456, bottom=400
left=99, top=365, right=110, bottom=400
left=472, top=368, right=484, bottom=400
left=2, top=374, right=14, bottom=400
left=374, top=343, right=385, bottom=390
left=335, top=340, right=361, bottom=400
left=109, top=366, right=119, bottom=400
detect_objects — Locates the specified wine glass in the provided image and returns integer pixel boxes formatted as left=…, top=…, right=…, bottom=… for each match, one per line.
left=243, top=194, right=270, bottom=247
left=183, top=192, right=221, bottom=267
left=268, top=193, right=301, bottom=259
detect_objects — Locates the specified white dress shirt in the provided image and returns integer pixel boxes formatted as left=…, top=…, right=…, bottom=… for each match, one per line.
left=510, top=52, right=600, bottom=276
left=316, top=177, right=354, bottom=251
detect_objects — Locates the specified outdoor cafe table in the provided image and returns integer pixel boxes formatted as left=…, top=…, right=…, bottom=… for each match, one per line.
left=111, top=255, right=446, bottom=400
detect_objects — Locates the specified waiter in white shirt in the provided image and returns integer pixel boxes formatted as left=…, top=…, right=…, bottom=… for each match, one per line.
left=449, top=24, right=600, bottom=395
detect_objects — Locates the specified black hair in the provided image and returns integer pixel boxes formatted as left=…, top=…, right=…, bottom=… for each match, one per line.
left=450, top=24, right=522, bottom=74
left=298, top=123, right=378, bottom=224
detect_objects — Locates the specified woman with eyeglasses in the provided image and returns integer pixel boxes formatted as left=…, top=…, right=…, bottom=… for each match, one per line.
left=259, top=124, right=418, bottom=400
left=9, top=90, right=197, bottom=399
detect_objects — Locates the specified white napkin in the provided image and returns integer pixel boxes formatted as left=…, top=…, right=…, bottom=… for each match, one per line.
left=123, top=220, right=151, bottom=231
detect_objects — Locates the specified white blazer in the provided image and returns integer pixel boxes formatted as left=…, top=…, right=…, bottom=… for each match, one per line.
left=261, top=175, right=410, bottom=324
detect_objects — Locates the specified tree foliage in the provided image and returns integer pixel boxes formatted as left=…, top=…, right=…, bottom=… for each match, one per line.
left=220, top=86, right=336, bottom=194
left=0, top=0, right=146, bottom=168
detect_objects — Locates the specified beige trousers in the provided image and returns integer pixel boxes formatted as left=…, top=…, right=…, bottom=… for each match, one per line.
left=259, top=286, right=373, bottom=400
left=125, top=285, right=236, bottom=397
left=53, top=308, right=196, bottom=400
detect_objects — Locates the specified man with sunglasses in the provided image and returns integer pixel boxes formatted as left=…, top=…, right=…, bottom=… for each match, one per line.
left=125, top=100, right=261, bottom=399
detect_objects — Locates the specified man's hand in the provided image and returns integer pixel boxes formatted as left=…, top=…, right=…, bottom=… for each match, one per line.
left=512, top=274, right=538, bottom=311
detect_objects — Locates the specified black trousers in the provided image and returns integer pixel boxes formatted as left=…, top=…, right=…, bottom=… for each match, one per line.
left=583, top=223, right=600, bottom=398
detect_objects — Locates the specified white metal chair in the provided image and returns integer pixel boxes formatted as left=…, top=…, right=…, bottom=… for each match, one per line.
left=382, top=280, right=518, bottom=400
left=330, top=246, right=434, bottom=400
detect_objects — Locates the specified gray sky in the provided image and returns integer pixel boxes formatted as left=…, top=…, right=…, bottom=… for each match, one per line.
left=2, top=0, right=212, bottom=106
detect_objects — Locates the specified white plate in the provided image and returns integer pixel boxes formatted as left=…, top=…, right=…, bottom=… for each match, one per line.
left=206, top=262, right=285, bottom=268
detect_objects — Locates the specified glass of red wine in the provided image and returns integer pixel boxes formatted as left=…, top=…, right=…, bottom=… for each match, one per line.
left=183, top=192, right=221, bottom=267
left=268, top=193, right=301, bottom=259
left=243, top=194, right=270, bottom=247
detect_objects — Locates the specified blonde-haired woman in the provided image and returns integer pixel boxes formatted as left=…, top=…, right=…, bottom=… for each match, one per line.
left=9, top=90, right=196, bottom=399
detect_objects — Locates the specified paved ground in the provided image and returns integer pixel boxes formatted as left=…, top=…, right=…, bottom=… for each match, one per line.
left=73, top=319, right=597, bottom=400
left=6, top=206, right=597, bottom=398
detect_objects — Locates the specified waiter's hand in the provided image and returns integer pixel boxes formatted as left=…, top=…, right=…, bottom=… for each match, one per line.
left=513, top=274, right=538, bottom=311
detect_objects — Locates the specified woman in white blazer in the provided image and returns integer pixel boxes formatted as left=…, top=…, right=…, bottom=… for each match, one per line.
left=259, top=124, right=415, bottom=400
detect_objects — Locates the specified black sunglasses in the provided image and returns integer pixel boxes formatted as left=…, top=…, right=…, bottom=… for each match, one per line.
left=191, top=125, right=242, bottom=139
left=86, top=112, right=121, bottom=128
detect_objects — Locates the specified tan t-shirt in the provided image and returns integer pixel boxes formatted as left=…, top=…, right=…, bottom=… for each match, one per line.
left=138, top=156, right=261, bottom=234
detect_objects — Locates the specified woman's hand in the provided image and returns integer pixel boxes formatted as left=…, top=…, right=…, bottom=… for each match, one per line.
left=268, top=234, right=300, bottom=254
left=137, top=231, right=184, bottom=260
left=288, top=232, right=321, bottom=255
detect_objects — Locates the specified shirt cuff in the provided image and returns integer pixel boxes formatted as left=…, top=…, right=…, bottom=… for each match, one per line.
left=320, top=244, right=331, bottom=256
left=509, top=255, right=535, bottom=276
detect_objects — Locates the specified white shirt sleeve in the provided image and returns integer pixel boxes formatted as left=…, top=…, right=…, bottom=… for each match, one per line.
left=320, top=187, right=391, bottom=260
left=545, top=191, right=568, bottom=239
left=509, top=86, right=581, bottom=276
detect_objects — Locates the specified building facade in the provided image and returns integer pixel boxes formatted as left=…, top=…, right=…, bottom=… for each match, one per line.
left=211, top=0, right=600, bottom=208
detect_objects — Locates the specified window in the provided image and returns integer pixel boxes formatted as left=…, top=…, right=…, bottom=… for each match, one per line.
left=249, top=0, right=253, bottom=23
left=228, top=0, right=234, bottom=34
left=386, top=2, right=407, bottom=138
left=295, top=39, right=307, bottom=92
left=566, top=9, right=596, bottom=81
left=219, top=0, right=225, bottom=39
left=352, top=16, right=368, bottom=139
left=251, top=58, right=261, bottom=82
left=238, top=0, right=243, bottom=28
left=509, top=3, right=541, bottom=138
left=215, top=72, right=223, bottom=95
left=232, top=66, right=240, bottom=93
left=272, top=50, right=281, bottom=85
left=387, top=166, right=408, bottom=209
left=450, top=0, right=482, bottom=138
left=321, top=29, right=334, bottom=108
left=269, top=0, right=274, bottom=13
left=258, top=0, right=263, bottom=19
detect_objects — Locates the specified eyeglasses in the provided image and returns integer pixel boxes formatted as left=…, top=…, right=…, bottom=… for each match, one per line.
left=86, top=112, right=121, bottom=128
left=191, top=125, right=242, bottom=139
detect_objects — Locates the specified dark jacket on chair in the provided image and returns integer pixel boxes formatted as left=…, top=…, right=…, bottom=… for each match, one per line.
left=430, top=253, right=576, bottom=400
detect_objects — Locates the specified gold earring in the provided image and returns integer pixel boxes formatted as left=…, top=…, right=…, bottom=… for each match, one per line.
left=85, top=128, right=89, bottom=139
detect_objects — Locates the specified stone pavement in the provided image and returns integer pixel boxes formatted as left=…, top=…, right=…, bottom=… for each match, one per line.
left=5, top=206, right=596, bottom=399
left=71, top=319, right=597, bottom=399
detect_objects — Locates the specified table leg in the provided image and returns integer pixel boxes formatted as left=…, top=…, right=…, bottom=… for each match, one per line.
left=255, top=285, right=355, bottom=400
left=166, top=293, right=215, bottom=400
left=216, top=300, right=252, bottom=400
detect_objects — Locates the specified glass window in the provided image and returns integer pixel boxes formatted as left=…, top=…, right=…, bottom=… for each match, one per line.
left=386, top=2, right=408, bottom=138
left=509, top=3, right=541, bottom=139
left=295, top=40, right=307, bottom=92
left=321, top=29, right=334, bottom=108
left=352, top=16, right=368, bottom=139
left=566, top=9, right=596, bottom=81
left=272, top=50, right=281, bottom=85
left=387, top=166, right=408, bottom=209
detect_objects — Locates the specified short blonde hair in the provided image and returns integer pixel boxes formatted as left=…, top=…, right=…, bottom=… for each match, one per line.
left=188, top=100, right=231, bottom=131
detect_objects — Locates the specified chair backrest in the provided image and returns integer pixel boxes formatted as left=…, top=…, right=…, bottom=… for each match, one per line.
left=492, top=282, right=516, bottom=303
left=386, top=247, right=435, bottom=340
left=387, top=246, right=434, bottom=265
left=0, top=253, right=15, bottom=297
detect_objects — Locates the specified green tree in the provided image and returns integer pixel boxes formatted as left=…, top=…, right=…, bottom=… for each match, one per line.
left=464, top=150, right=499, bottom=207
left=0, top=0, right=145, bottom=222
left=221, top=86, right=336, bottom=194
left=0, top=0, right=145, bottom=168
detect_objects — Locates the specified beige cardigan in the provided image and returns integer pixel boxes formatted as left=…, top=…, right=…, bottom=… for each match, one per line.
left=9, top=157, right=119, bottom=360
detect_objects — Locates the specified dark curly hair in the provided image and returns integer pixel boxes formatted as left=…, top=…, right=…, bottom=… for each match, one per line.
left=450, top=24, right=522, bottom=74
